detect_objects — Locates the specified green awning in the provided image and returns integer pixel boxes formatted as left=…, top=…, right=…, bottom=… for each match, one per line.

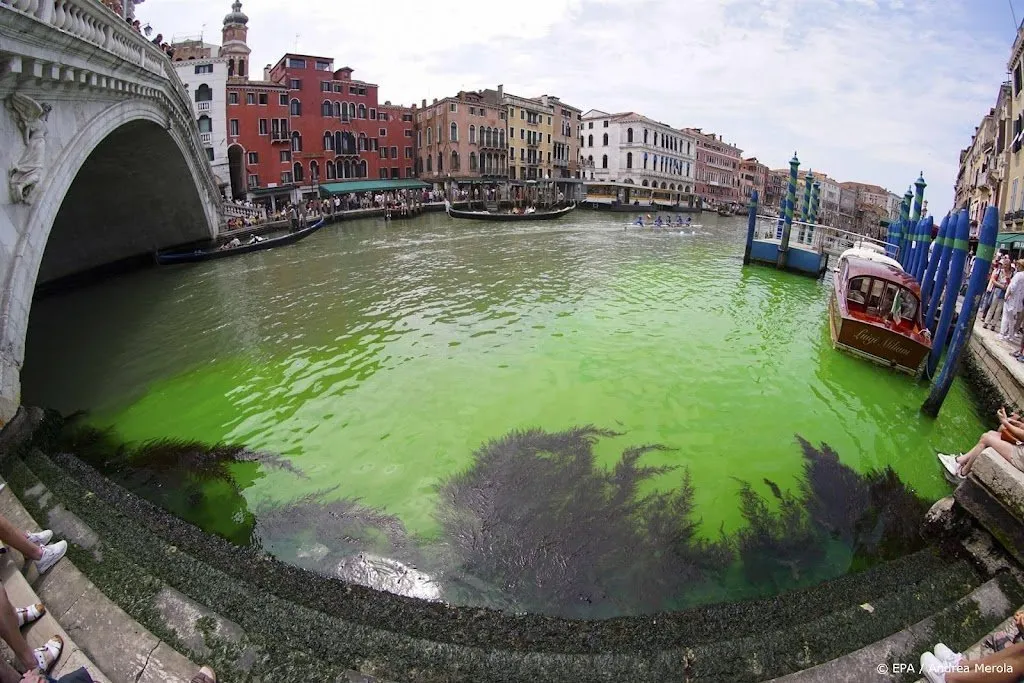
left=318, top=179, right=428, bottom=195
left=995, top=232, right=1024, bottom=246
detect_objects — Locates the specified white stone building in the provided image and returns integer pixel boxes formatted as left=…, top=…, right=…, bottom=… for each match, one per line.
left=172, top=46, right=232, bottom=198
left=580, top=110, right=695, bottom=194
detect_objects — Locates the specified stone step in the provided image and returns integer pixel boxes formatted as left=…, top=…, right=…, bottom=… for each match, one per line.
left=0, top=472, right=195, bottom=683
left=9, top=445, right=1014, bottom=682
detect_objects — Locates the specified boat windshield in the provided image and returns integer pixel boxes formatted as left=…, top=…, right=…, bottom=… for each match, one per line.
left=847, top=276, right=919, bottom=323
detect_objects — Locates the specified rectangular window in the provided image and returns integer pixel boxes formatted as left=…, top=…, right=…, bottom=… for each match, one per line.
left=246, top=93, right=255, bottom=105
left=404, top=130, right=413, bottom=137
left=206, top=148, right=215, bottom=161
left=289, top=78, right=301, bottom=89
left=406, top=167, right=413, bottom=178
left=510, top=146, right=514, bottom=159
left=247, top=151, right=258, bottom=164
left=287, top=57, right=306, bottom=69
left=259, top=119, right=268, bottom=135
left=248, top=175, right=259, bottom=188
left=321, top=82, right=332, bottom=92
left=390, top=146, right=398, bottom=158
left=373, top=138, right=379, bottom=151
left=404, top=146, right=412, bottom=158
left=229, top=92, right=238, bottom=105
left=548, top=116, right=552, bottom=125
left=520, top=148, right=525, bottom=160
left=380, top=147, right=388, bottom=159
left=1016, top=62, right=1023, bottom=96
left=547, top=134, right=551, bottom=143
left=370, top=108, right=377, bottom=120
left=450, top=102, right=458, bottom=113
left=358, top=87, right=366, bottom=95
left=349, top=86, right=358, bottom=94
left=520, top=110, right=525, bottom=120
left=258, top=93, right=267, bottom=105
left=279, top=94, right=288, bottom=105
left=379, top=168, right=388, bottom=179
left=194, top=64, right=213, bottom=75
left=229, top=119, right=239, bottom=136
left=379, top=128, right=387, bottom=136
left=588, top=121, right=593, bottom=129
left=520, top=129, right=525, bottom=140
left=379, top=113, right=388, bottom=122
left=315, top=60, right=331, bottom=71
left=391, top=167, right=399, bottom=179
left=403, top=113, right=413, bottom=121
left=281, top=171, right=292, bottom=183
left=333, top=83, right=342, bottom=92
left=280, top=150, right=291, bottom=162
left=510, top=127, right=515, bottom=138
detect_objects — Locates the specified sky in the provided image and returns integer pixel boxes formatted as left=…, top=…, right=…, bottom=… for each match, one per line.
left=139, top=0, right=1019, bottom=204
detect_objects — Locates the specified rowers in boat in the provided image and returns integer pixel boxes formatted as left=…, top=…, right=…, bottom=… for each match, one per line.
left=828, top=245, right=932, bottom=376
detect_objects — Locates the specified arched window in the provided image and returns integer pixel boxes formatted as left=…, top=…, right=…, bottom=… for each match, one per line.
left=426, top=155, right=432, bottom=172
left=627, top=128, right=633, bottom=143
left=310, top=160, right=320, bottom=181
left=238, top=59, right=245, bottom=78
left=323, top=132, right=333, bottom=151
left=642, top=179, right=649, bottom=187
left=469, top=125, right=476, bottom=144
left=426, top=127, right=432, bottom=145
left=326, top=160, right=336, bottom=179
left=451, top=150, right=459, bottom=171
left=499, top=129, right=505, bottom=148
left=197, top=115, right=212, bottom=133
left=291, top=131, right=302, bottom=152
left=358, top=160, right=365, bottom=177
left=348, top=103, right=356, bottom=119
left=626, top=152, right=632, bottom=169
left=661, top=181, right=667, bottom=189
left=602, top=133, right=608, bottom=146
left=195, top=84, right=213, bottom=102
left=228, top=60, right=235, bottom=77
left=321, top=100, right=332, bottom=116
left=340, top=102, right=348, bottom=121
left=293, top=162, right=304, bottom=183
left=358, top=133, right=367, bottom=151
left=601, top=154, right=608, bottom=169
left=587, top=155, right=593, bottom=164
left=470, top=152, right=477, bottom=170
left=437, top=153, right=443, bottom=173
left=643, top=129, right=648, bottom=144
left=290, top=98, right=302, bottom=116
left=669, top=183, right=675, bottom=190
left=587, top=134, right=593, bottom=147
left=358, top=104, right=367, bottom=119
left=450, top=122, right=458, bottom=142
left=342, top=159, right=352, bottom=178
left=333, top=102, right=341, bottom=117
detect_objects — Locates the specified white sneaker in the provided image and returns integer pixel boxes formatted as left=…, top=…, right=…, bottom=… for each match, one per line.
left=920, top=651, right=948, bottom=683
left=937, top=453, right=965, bottom=479
left=26, top=530, right=53, bottom=546
left=933, top=643, right=963, bottom=668
left=35, top=541, right=66, bottom=575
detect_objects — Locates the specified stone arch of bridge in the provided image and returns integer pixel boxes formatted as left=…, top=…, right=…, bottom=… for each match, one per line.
left=0, top=97, right=218, bottom=420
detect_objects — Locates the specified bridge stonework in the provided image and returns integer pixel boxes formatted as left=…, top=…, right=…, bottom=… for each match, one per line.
left=0, top=0, right=223, bottom=423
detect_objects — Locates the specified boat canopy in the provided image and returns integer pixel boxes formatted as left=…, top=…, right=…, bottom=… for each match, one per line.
left=842, top=255, right=922, bottom=295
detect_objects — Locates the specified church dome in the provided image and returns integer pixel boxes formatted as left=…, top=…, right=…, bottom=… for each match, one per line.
left=223, top=1, right=248, bottom=26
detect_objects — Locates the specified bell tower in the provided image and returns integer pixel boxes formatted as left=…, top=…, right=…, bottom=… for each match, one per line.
left=219, top=1, right=250, bottom=80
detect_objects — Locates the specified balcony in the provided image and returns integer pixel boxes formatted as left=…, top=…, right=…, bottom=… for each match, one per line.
left=196, top=101, right=212, bottom=113
left=271, top=130, right=291, bottom=143
left=553, top=158, right=568, bottom=168
left=200, top=132, right=212, bottom=145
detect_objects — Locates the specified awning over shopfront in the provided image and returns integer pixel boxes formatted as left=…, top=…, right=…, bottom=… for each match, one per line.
left=995, top=232, right=1024, bottom=248
left=249, top=184, right=295, bottom=196
left=318, top=179, right=428, bottom=196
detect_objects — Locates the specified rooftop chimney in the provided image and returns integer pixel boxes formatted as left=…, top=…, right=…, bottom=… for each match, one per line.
left=421, top=98, right=427, bottom=108
left=497, top=84, right=503, bottom=99
left=263, top=64, right=271, bottom=80
left=432, top=97, right=438, bottom=104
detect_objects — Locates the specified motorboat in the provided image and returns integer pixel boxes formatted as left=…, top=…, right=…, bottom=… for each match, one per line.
left=446, top=202, right=576, bottom=221
left=828, top=248, right=932, bottom=375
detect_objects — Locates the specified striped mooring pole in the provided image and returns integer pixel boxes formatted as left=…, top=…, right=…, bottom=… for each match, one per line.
left=743, top=190, right=759, bottom=265
left=897, top=188, right=913, bottom=268
left=920, top=213, right=950, bottom=308
left=926, top=209, right=970, bottom=379
left=922, top=205, right=999, bottom=416
left=912, top=216, right=934, bottom=283
left=925, top=211, right=959, bottom=331
left=777, top=152, right=800, bottom=269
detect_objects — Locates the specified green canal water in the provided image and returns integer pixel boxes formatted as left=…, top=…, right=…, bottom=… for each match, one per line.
left=23, top=211, right=985, bottom=617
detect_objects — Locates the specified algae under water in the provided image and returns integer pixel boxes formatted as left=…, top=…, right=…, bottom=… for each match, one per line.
left=23, top=212, right=984, bottom=616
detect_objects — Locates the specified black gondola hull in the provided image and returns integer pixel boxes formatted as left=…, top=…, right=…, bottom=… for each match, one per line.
left=155, top=219, right=326, bottom=265
left=446, top=204, right=576, bottom=222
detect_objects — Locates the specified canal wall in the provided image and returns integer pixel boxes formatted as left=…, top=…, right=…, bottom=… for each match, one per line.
left=967, top=328, right=1024, bottom=415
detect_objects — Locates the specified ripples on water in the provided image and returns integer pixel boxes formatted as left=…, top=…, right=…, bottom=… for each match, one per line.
left=23, top=212, right=984, bottom=616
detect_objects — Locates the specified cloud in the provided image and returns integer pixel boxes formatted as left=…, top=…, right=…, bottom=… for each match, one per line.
left=142, top=0, right=1009, bottom=202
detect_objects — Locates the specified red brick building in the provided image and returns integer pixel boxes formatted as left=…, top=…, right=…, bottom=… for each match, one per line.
left=682, top=128, right=743, bottom=206
left=219, top=6, right=415, bottom=207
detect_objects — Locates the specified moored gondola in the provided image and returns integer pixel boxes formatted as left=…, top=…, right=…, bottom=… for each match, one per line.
left=155, top=218, right=326, bottom=265
left=445, top=202, right=576, bottom=222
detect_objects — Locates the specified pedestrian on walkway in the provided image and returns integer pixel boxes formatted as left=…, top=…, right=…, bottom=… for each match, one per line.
left=983, top=258, right=1013, bottom=330
left=1000, top=260, right=1024, bottom=341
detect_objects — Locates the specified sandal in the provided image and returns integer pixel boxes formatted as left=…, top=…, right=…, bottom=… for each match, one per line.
left=32, top=634, right=62, bottom=673
left=17, top=603, right=45, bottom=627
left=190, top=666, right=217, bottom=683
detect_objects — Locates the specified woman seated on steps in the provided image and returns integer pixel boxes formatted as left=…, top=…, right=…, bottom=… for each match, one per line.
left=922, top=639, right=1024, bottom=682
left=938, top=407, right=1024, bottom=480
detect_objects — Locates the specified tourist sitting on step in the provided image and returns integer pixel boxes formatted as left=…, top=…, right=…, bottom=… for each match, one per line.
left=0, top=589, right=62, bottom=680
left=938, top=406, right=1024, bottom=480
left=921, top=641, right=1024, bottom=683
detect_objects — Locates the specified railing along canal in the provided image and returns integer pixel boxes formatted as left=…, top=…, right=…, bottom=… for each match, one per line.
left=752, top=215, right=896, bottom=258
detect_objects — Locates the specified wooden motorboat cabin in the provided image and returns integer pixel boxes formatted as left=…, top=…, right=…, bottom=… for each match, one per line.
left=828, top=250, right=932, bottom=375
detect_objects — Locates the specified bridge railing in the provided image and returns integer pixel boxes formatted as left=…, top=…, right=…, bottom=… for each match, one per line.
left=753, top=216, right=895, bottom=257
left=2, top=0, right=223, bottom=212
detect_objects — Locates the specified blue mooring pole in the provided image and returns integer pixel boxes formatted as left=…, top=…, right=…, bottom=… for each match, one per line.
left=743, top=190, right=759, bottom=265
left=912, top=216, right=934, bottom=283
left=906, top=217, right=921, bottom=279
left=897, top=189, right=914, bottom=268
left=919, top=213, right=949, bottom=307
left=926, top=209, right=970, bottom=379
left=925, top=211, right=959, bottom=331
left=922, top=205, right=999, bottom=416
left=777, top=153, right=800, bottom=269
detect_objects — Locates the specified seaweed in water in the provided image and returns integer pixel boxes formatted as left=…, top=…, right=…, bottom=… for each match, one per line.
left=435, top=426, right=731, bottom=616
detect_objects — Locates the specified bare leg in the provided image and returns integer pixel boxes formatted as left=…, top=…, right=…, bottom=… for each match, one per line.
left=956, top=432, right=1016, bottom=475
left=0, top=589, right=35, bottom=671
left=947, top=641, right=1024, bottom=682
left=0, top=658, right=18, bottom=683
left=0, top=516, right=41, bottom=562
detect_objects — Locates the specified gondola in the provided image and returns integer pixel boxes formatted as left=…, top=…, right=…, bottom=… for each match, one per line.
left=155, top=218, right=326, bottom=265
left=445, top=202, right=576, bottom=222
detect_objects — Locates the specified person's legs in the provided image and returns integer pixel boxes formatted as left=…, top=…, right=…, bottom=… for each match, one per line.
left=956, top=431, right=1009, bottom=474
left=0, top=516, right=40, bottom=564
left=945, top=641, right=1024, bottom=682
left=0, top=589, right=36, bottom=671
